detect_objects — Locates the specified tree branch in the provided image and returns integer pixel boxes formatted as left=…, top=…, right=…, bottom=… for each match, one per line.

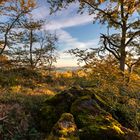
left=82, top=0, right=122, bottom=27
left=101, top=35, right=120, bottom=60
left=101, top=34, right=120, bottom=48
left=0, top=11, right=24, bottom=55
left=125, top=30, right=140, bottom=47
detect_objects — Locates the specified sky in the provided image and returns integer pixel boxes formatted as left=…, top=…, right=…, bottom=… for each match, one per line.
left=33, top=0, right=107, bottom=67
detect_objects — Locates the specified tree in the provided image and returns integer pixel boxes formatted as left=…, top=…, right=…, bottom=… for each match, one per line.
left=32, top=31, right=58, bottom=70
left=125, top=36, right=140, bottom=73
left=20, top=18, right=43, bottom=68
left=48, top=0, right=140, bottom=72
left=0, top=0, right=36, bottom=55
left=40, top=33, right=58, bottom=71
left=68, top=48, right=97, bottom=66
left=10, top=18, right=58, bottom=69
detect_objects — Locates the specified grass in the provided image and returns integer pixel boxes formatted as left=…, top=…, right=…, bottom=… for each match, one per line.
left=0, top=67, right=140, bottom=139
left=0, top=68, right=66, bottom=140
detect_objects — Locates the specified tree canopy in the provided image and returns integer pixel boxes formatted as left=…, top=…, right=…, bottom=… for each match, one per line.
left=48, top=0, right=140, bottom=72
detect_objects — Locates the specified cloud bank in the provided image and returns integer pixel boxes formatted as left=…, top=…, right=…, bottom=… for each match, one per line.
left=34, top=3, right=98, bottom=67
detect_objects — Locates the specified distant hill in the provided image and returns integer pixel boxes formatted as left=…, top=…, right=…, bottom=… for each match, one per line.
left=56, top=66, right=80, bottom=72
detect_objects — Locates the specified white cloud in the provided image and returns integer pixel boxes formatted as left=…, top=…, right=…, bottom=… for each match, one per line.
left=55, top=58, right=78, bottom=67
left=54, top=29, right=99, bottom=67
left=32, top=6, right=50, bottom=20
left=33, top=3, right=98, bottom=67
left=56, top=29, right=99, bottom=50
left=55, top=51, right=77, bottom=66
left=33, top=2, right=93, bottom=30
left=44, top=14, right=93, bottom=30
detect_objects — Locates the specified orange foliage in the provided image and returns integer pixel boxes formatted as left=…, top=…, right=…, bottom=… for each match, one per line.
left=20, top=0, right=36, bottom=11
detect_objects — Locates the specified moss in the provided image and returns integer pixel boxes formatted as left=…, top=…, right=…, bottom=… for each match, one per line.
left=47, top=113, right=79, bottom=140
left=44, top=92, right=74, bottom=112
left=79, top=124, right=125, bottom=140
left=40, top=92, right=75, bottom=133
left=112, top=125, right=125, bottom=135
left=39, top=88, right=140, bottom=139
left=94, top=94, right=109, bottom=108
left=70, top=94, right=130, bottom=140
left=78, top=114, right=126, bottom=139
left=111, top=103, right=138, bottom=130
left=68, top=87, right=92, bottom=98
left=77, top=114, right=130, bottom=140
left=40, top=105, right=58, bottom=133
left=40, top=104, right=71, bottom=131
left=71, top=95, right=107, bottom=119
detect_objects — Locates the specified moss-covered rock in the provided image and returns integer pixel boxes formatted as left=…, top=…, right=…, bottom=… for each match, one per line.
left=47, top=113, right=79, bottom=140
left=72, top=95, right=107, bottom=125
left=39, top=91, right=75, bottom=133
left=66, top=87, right=91, bottom=98
left=69, top=87, right=110, bottom=111
left=39, top=87, right=140, bottom=139
left=39, top=87, right=93, bottom=132
left=70, top=95, right=139, bottom=140
left=40, top=105, right=58, bottom=132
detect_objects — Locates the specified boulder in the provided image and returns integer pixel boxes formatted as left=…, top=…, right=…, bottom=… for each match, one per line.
left=47, top=113, right=79, bottom=140
left=39, top=91, right=74, bottom=132
left=71, top=95, right=140, bottom=140
left=39, top=87, right=140, bottom=139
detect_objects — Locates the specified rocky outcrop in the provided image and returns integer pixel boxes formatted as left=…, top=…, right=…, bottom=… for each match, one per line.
left=71, top=95, right=140, bottom=140
left=40, top=87, right=140, bottom=140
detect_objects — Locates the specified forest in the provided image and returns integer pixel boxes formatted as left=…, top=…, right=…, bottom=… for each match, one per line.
left=0, top=0, right=140, bottom=140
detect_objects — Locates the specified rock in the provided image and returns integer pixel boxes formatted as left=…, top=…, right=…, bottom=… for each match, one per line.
left=47, top=113, right=79, bottom=140
left=39, top=87, right=140, bottom=139
left=39, top=88, right=95, bottom=133
left=71, top=95, right=140, bottom=140
left=69, top=87, right=110, bottom=110
left=39, top=92, right=74, bottom=133
left=67, top=87, right=91, bottom=98
left=40, top=105, right=58, bottom=133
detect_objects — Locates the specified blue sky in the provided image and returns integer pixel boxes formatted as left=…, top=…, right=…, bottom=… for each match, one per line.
left=33, top=1, right=107, bottom=67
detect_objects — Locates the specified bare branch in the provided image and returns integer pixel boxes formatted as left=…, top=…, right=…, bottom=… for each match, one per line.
left=101, top=34, right=120, bottom=48
left=101, top=35, right=120, bottom=60
left=125, top=30, right=140, bottom=47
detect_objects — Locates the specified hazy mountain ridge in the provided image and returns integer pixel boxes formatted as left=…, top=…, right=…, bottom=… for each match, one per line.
left=56, top=66, right=80, bottom=72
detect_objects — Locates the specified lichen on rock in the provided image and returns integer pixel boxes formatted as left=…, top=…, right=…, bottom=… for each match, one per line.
left=47, top=113, right=79, bottom=140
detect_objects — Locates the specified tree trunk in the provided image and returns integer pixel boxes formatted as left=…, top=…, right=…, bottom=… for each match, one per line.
left=120, top=1, right=127, bottom=72
left=29, top=29, right=33, bottom=68
left=119, top=50, right=126, bottom=72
